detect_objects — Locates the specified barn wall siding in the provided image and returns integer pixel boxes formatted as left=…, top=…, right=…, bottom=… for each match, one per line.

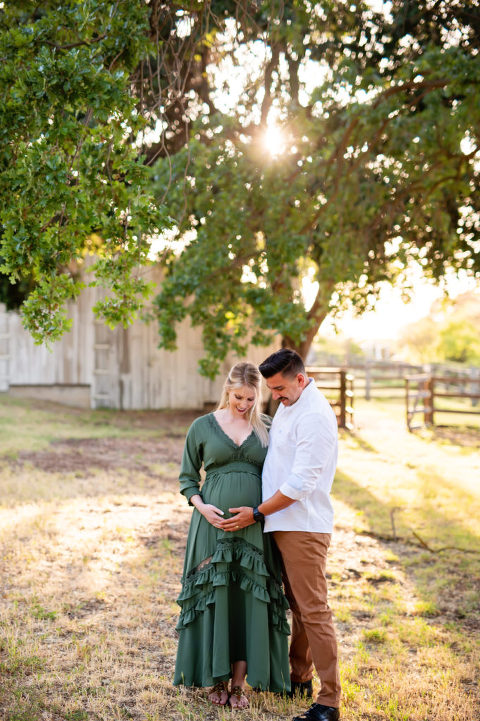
left=0, top=281, right=278, bottom=410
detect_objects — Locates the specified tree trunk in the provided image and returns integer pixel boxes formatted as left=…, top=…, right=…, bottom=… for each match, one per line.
left=281, top=281, right=334, bottom=361
left=281, top=334, right=317, bottom=361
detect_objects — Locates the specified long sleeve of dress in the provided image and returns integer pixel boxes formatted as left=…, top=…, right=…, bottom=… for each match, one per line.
left=179, top=421, right=203, bottom=504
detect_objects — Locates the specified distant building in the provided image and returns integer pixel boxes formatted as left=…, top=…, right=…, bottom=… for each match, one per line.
left=359, top=339, right=394, bottom=361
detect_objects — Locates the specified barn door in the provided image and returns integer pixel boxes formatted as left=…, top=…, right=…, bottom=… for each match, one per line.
left=91, top=319, right=120, bottom=408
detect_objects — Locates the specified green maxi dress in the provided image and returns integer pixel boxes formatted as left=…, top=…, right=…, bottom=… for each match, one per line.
left=174, top=413, right=291, bottom=693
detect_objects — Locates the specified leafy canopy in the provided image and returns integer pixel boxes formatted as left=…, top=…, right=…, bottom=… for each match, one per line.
left=151, top=0, right=480, bottom=375
left=0, top=0, right=169, bottom=341
left=399, top=292, right=480, bottom=365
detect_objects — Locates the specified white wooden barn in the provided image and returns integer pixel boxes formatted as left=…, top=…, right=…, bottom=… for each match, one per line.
left=0, top=267, right=277, bottom=410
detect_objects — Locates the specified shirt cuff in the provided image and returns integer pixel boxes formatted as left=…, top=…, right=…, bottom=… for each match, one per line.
left=279, top=481, right=305, bottom=501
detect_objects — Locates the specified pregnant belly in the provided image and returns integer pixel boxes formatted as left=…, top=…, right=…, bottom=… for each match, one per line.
left=202, top=471, right=262, bottom=519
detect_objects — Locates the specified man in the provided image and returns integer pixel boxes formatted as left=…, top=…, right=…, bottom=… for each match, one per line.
left=220, top=348, right=341, bottom=721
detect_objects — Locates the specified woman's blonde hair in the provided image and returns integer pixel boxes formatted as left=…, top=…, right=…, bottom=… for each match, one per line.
left=217, top=362, right=269, bottom=447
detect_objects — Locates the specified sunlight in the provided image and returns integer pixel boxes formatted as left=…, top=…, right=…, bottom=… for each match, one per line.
left=262, top=123, right=286, bottom=157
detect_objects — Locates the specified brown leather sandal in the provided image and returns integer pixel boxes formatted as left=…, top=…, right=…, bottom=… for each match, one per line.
left=229, top=685, right=249, bottom=709
left=208, top=680, right=229, bottom=706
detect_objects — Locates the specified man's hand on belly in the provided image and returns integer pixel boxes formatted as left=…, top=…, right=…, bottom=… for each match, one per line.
left=219, top=491, right=297, bottom=531
left=218, top=506, right=255, bottom=531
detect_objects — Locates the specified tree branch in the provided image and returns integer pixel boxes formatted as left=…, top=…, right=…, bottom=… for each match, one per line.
left=286, top=52, right=300, bottom=108
left=372, top=78, right=449, bottom=110
left=260, top=44, right=280, bottom=125
left=46, top=33, right=108, bottom=50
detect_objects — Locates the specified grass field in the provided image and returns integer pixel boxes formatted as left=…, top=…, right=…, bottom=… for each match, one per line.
left=0, top=395, right=478, bottom=721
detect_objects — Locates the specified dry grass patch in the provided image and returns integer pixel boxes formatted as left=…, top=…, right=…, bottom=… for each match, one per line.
left=0, top=396, right=479, bottom=721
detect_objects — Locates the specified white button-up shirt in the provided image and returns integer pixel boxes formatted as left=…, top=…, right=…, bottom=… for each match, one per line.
left=262, top=379, right=338, bottom=533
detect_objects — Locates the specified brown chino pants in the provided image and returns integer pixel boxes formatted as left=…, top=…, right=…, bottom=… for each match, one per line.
left=273, top=531, right=341, bottom=708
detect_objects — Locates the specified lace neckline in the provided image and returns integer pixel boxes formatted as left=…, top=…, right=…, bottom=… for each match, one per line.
left=209, top=412, right=254, bottom=449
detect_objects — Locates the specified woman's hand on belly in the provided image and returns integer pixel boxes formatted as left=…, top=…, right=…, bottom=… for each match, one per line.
left=218, top=506, right=255, bottom=532
left=199, top=503, right=226, bottom=528
left=191, top=496, right=225, bottom=528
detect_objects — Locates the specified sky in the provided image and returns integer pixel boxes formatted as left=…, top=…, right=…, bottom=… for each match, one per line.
left=320, top=269, right=479, bottom=341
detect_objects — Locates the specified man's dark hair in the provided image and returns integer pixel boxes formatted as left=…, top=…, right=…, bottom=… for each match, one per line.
left=259, top=348, right=306, bottom=379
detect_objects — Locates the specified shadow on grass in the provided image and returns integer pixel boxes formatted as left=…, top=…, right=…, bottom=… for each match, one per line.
left=425, top=425, right=480, bottom=449
left=333, top=467, right=480, bottom=629
left=340, top=429, right=379, bottom=454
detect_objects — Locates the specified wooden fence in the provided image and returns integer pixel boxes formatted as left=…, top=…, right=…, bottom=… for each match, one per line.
left=349, top=361, right=423, bottom=399
left=307, top=367, right=354, bottom=430
left=405, top=373, right=480, bottom=431
left=307, top=361, right=480, bottom=431
left=322, top=360, right=480, bottom=403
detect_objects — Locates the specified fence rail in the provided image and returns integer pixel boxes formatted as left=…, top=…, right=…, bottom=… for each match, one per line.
left=355, top=363, right=423, bottom=399
left=317, top=360, right=480, bottom=401
left=308, top=361, right=480, bottom=431
left=306, top=367, right=354, bottom=430
left=405, top=375, right=434, bottom=431
left=405, top=373, right=480, bottom=431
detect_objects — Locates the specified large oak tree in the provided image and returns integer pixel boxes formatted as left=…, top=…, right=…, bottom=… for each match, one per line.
left=152, top=0, right=480, bottom=374
left=0, top=1, right=478, bottom=375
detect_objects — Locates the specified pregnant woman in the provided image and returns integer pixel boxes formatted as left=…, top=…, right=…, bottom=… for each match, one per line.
left=173, top=362, right=290, bottom=709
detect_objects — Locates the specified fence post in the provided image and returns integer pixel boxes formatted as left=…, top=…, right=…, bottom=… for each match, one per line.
left=346, top=372, right=354, bottom=430
left=470, top=367, right=479, bottom=408
left=339, top=369, right=346, bottom=428
left=405, top=377, right=411, bottom=431
left=424, top=376, right=434, bottom=426
left=365, top=361, right=371, bottom=401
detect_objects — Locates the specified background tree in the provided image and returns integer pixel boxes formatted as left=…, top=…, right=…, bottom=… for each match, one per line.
left=398, top=292, right=480, bottom=365
left=438, top=320, right=480, bottom=365
left=397, top=316, right=438, bottom=364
